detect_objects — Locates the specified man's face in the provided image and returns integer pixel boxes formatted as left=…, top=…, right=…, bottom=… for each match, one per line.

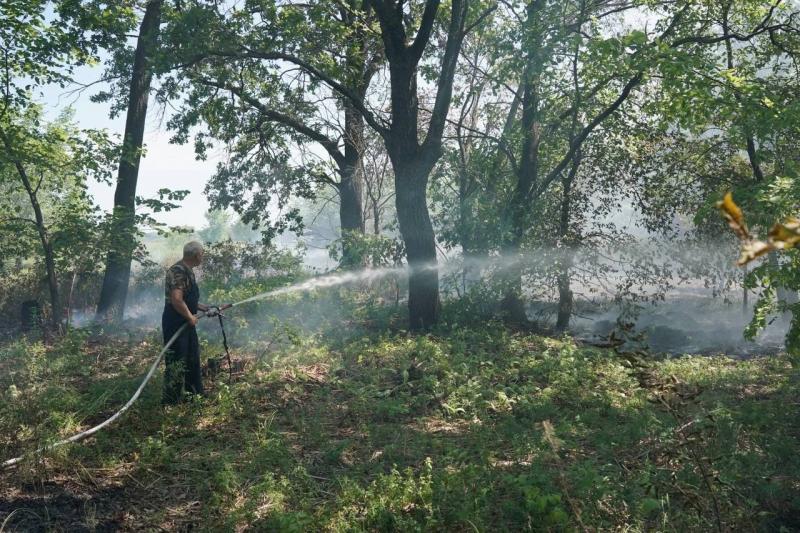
left=196, top=251, right=204, bottom=265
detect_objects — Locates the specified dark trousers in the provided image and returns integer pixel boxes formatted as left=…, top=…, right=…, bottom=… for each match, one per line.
left=162, top=319, right=203, bottom=404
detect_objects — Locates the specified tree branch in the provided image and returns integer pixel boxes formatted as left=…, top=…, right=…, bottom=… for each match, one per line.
left=197, top=77, right=346, bottom=166
left=671, top=1, right=793, bottom=47
left=464, top=3, right=498, bottom=35
left=422, top=0, right=468, bottom=157
left=534, top=72, right=642, bottom=199
left=0, top=216, right=37, bottom=226
left=367, top=0, right=408, bottom=61
left=409, top=0, right=442, bottom=61
left=204, top=48, right=389, bottom=135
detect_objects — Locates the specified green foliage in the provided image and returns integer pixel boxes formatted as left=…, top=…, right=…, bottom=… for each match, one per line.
left=0, top=0, right=136, bottom=109
left=201, top=239, right=303, bottom=292
left=328, top=230, right=405, bottom=268
left=2, top=317, right=798, bottom=530
left=720, top=175, right=800, bottom=358
left=332, top=459, right=435, bottom=531
left=0, top=105, right=118, bottom=320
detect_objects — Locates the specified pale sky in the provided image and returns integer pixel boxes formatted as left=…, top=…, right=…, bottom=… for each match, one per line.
left=39, top=62, right=218, bottom=228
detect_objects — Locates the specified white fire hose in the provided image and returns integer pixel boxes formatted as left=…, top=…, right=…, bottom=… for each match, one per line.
left=3, top=305, right=231, bottom=468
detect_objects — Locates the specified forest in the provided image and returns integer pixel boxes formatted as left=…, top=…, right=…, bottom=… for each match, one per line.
left=1, top=0, right=799, bottom=530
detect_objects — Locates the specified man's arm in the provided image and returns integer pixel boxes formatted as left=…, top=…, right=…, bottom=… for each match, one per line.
left=170, top=288, right=199, bottom=327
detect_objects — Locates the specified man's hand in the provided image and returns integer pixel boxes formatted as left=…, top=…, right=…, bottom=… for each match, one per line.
left=205, top=304, right=230, bottom=318
left=188, top=315, right=199, bottom=328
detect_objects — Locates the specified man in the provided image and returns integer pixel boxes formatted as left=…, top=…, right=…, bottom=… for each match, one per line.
left=162, top=241, right=213, bottom=404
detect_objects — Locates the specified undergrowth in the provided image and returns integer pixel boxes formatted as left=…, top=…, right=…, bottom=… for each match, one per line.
left=0, top=313, right=798, bottom=531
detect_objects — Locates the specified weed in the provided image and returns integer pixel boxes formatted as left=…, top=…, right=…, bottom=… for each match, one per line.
left=0, top=320, right=798, bottom=530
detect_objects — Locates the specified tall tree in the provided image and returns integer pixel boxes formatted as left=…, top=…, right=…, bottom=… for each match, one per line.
left=161, top=1, right=379, bottom=267
left=96, top=0, right=164, bottom=321
left=364, top=0, right=474, bottom=329
left=0, top=117, right=62, bottom=329
left=169, top=0, right=482, bottom=328
left=488, top=0, right=791, bottom=324
left=1, top=0, right=132, bottom=329
left=0, top=109, right=117, bottom=331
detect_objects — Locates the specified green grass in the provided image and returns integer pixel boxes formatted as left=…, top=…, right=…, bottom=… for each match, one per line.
left=1, top=319, right=798, bottom=531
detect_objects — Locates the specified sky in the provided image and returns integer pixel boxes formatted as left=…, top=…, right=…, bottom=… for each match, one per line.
left=39, top=62, right=219, bottom=228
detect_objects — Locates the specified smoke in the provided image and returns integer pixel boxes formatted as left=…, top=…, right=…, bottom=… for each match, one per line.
left=61, top=244, right=790, bottom=360
left=567, top=293, right=789, bottom=357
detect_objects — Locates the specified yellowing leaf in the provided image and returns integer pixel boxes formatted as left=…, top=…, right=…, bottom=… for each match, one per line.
left=719, top=193, right=800, bottom=264
left=767, top=217, right=800, bottom=249
left=737, top=240, right=774, bottom=266
left=716, top=192, right=750, bottom=240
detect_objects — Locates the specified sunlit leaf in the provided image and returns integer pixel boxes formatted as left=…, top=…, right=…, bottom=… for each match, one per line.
left=737, top=240, right=774, bottom=266
left=767, top=217, right=800, bottom=249
left=716, top=192, right=750, bottom=240
left=719, top=193, right=800, bottom=265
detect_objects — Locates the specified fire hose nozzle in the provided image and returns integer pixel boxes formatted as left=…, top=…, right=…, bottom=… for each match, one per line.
left=205, top=304, right=232, bottom=318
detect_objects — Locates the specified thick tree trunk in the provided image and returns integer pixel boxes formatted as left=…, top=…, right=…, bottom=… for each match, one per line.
left=338, top=101, right=366, bottom=267
left=384, top=57, right=442, bottom=330
left=96, top=0, right=162, bottom=322
left=499, top=253, right=528, bottom=325
left=555, top=267, right=572, bottom=331
left=338, top=168, right=364, bottom=229
left=394, top=161, right=440, bottom=330
left=366, top=0, right=467, bottom=329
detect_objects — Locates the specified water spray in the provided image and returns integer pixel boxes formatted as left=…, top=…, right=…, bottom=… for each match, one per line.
left=5, top=253, right=751, bottom=468
left=1, top=265, right=411, bottom=468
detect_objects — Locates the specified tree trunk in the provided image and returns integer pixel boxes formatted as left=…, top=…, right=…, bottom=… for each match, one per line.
left=500, top=256, right=528, bottom=326
left=22, top=166, right=60, bottom=330
left=458, top=190, right=481, bottom=292
left=385, top=57, right=441, bottom=330
left=96, top=0, right=162, bottom=322
left=501, top=65, right=540, bottom=325
left=373, top=203, right=381, bottom=235
left=555, top=149, right=580, bottom=332
left=394, top=161, right=440, bottom=330
left=364, top=0, right=467, bottom=329
left=555, top=267, right=572, bottom=331
left=0, top=127, right=61, bottom=330
left=338, top=100, right=366, bottom=267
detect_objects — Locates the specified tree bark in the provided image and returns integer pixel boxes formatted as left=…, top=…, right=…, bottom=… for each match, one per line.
left=373, top=203, right=381, bottom=235
left=556, top=35, right=583, bottom=333
left=18, top=163, right=60, bottom=330
left=96, top=0, right=162, bottom=322
left=338, top=100, right=366, bottom=266
left=555, top=156, right=579, bottom=331
left=367, top=0, right=468, bottom=329
left=501, top=58, right=541, bottom=325
left=0, top=126, right=61, bottom=330
left=394, top=159, right=440, bottom=330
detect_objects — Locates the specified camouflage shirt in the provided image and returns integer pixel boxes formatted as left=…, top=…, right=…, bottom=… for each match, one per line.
left=164, top=261, right=196, bottom=304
